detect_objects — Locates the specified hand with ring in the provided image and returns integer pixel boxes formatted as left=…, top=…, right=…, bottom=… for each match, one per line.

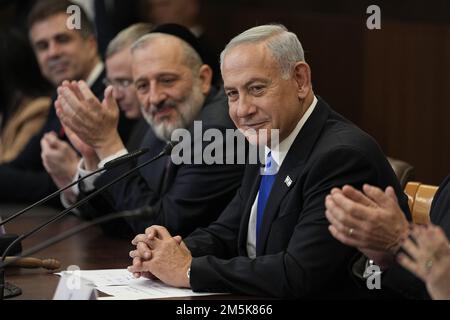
left=397, top=224, right=450, bottom=300
left=325, top=184, right=409, bottom=269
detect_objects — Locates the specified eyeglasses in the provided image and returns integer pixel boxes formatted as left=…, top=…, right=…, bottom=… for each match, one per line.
left=103, top=78, right=133, bottom=90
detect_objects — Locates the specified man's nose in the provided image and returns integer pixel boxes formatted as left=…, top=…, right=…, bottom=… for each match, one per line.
left=113, top=86, right=125, bottom=100
left=47, top=41, right=62, bottom=58
left=236, top=95, right=256, bottom=118
left=149, top=84, right=166, bottom=107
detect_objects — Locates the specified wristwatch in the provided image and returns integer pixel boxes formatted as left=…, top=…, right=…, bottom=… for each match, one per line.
left=186, top=267, right=191, bottom=280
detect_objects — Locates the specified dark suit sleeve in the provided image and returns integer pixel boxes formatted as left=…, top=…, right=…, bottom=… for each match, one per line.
left=185, top=147, right=396, bottom=298
left=81, top=157, right=244, bottom=238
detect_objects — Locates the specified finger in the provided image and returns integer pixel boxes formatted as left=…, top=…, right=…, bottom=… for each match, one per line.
left=325, top=208, right=360, bottom=238
left=396, top=252, right=426, bottom=281
left=400, top=237, right=420, bottom=259
left=330, top=188, right=343, bottom=195
left=342, top=185, right=377, bottom=207
left=385, top=186, right=398, bottom=202
left=45, top=132, right=61, bottom=147
left=145, top=225, right=172, bottom=240
left=78, top=81, right=99, bottom=106
left=145, top=226, right=159, bottom=240
left=137, top=242, right=152, bottom=259
left=132, top=234, right=149, bottom=246
left=128, top=257, right=144, bottom=273
left=70, top=81, right=84, bottom=101
left=328, top=225, right=364, bottom=248
left=150, top=225, right=172, bottom=239
left=363, top=184, right=392, bottom=207
left=40, top=136, right=50, bottom=152
left=58, top=86, right=83, bottom=113
left=328, top=193, right=372, bottom=222
left=127, top=257, right=149, bottom=274
left=103, top=85, right=116, bottom=109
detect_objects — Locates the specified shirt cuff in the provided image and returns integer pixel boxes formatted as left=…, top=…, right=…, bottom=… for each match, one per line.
left=98, top=148, right=128, bottom=168
left=78, top=149, right=129, bottom=192
left=59, top=169, right=81, bottom=209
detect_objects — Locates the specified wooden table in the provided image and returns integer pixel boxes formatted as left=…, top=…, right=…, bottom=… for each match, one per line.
left=2, top=205, right=252, bottom=300
left=2, top=205, right=134, bottom=300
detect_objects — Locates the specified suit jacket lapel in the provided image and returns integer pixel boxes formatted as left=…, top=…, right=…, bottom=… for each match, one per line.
left=256, top=97, right=331, bottom=255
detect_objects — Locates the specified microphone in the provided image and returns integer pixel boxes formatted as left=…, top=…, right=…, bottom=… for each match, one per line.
left=1, top=142, right=174, bottom=264
left=0, top=207, right=149, bottom=299
left=103, top=147, right=149, bottom=170
left=0, top=142, right=174, bottom=299
left=0, top=147, right=150, bottom=228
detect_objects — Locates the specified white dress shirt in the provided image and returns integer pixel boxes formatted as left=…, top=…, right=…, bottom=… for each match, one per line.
left=246, top=96, right=318, bottom=259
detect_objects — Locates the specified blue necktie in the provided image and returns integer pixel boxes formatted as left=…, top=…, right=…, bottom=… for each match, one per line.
left=256, top=152, right=277, bottom=246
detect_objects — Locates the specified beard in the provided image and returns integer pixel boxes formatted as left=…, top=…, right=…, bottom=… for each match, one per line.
left=142, top=82, right=205, bottom=141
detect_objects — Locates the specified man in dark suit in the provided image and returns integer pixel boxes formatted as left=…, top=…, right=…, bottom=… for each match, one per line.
left=127, top=24, right=409, bottom=298
left=55, top=25, right=245, bottom=237
left=0, top=0, right=134, bottom=205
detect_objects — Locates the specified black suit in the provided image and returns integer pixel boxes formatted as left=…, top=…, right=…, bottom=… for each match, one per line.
left=79, top=88, right=246, bottom=237
left=184, top=97, right=410, bottom=299
left=0, top=69, right=135, bottom=205
left=382, top=174, right=450, bottom=299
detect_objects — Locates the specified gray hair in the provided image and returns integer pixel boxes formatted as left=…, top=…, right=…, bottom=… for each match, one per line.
left=131, top=33, right=203, bottom=74
left=220, top=24, right=305, bottom=79
left=105, top=23, right=153, bottom=58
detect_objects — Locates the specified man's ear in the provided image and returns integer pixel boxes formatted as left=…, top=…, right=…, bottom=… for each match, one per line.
left=293, top=62, right=312, bottom=99
left=198, top=64, right=213, bottom=95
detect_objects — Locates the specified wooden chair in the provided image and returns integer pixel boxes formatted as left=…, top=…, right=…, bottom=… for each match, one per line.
left=404, top=182, right=439, bottom=225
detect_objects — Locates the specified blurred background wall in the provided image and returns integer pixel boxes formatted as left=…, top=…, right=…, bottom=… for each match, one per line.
left=1, top=0, right=449, bottom=184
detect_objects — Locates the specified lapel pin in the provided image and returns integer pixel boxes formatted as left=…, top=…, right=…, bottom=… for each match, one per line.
left=284, top=176, right=293, bottom=187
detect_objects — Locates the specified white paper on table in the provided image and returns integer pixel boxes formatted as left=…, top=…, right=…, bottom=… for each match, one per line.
left=55, top=269, right=226, bottom=300
left=97, top=278, right=222, bottom=300
left=55, top=269, right=135, bottom=287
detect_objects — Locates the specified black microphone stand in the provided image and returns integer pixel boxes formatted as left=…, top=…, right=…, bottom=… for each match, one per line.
left=0, top=209, right=147, bottom=299
left=0, top=143, right=172, bottom=299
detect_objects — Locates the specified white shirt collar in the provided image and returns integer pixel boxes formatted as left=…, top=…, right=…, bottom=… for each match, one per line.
left=265, top=95, right=318, bottom=170
left=86, top=61, right=104, bottom=87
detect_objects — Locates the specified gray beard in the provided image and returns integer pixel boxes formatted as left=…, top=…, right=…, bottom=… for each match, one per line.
left=142, top=85, right=205, bottom=141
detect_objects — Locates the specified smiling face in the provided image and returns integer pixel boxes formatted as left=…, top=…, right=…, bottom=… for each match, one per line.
left=30, top=13, right=98, bottom=86
left=131, top=36, right=211, bottom=141
left=222, top=42, right=306, bottom=146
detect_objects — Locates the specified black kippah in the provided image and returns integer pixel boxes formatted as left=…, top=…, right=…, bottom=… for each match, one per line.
left=150, top=23, right=205, bottom=63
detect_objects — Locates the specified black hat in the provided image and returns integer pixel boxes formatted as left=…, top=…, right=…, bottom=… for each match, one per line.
left=150, top=23, right=205, bottom=63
